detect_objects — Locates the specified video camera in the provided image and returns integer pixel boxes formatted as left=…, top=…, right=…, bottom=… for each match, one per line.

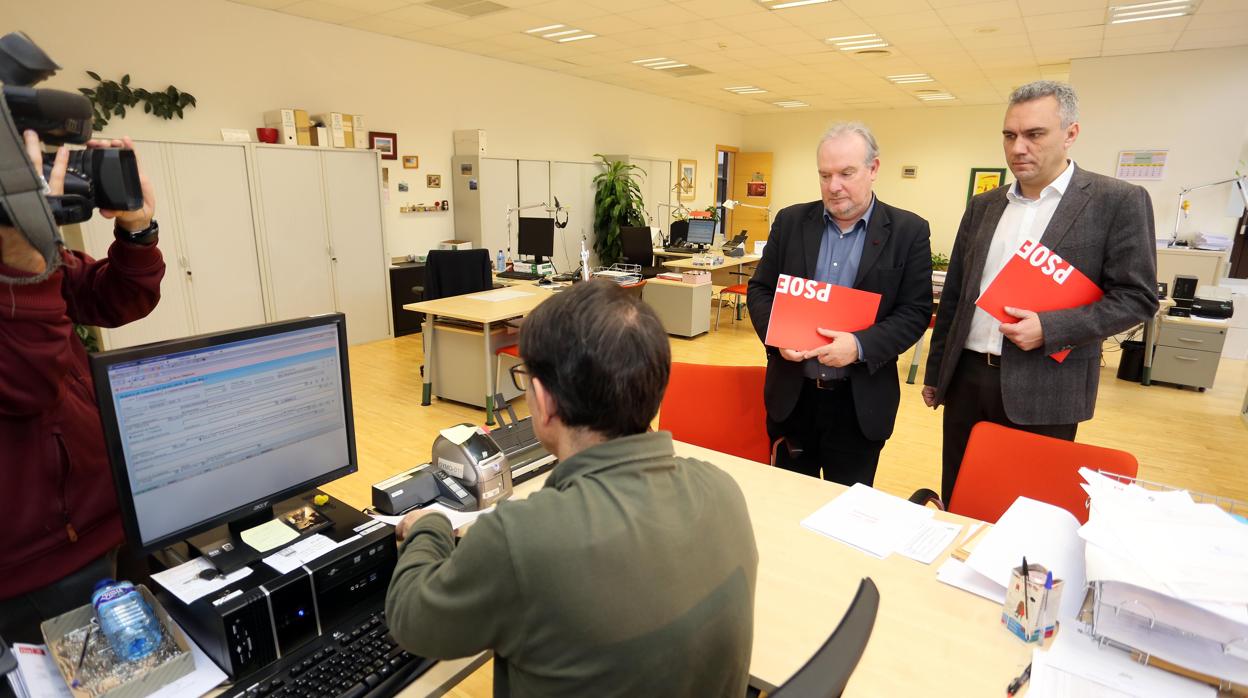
left=0, top=31, right=143, bottom=229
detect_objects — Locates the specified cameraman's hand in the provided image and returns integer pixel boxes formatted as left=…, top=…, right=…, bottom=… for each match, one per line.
left=0, top=130, right=68, bottom=275
left=87, top=136, right=155, bottom=232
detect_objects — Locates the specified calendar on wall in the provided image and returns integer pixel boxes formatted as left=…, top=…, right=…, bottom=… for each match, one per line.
left=1116, top=149, right=1168, bottom=180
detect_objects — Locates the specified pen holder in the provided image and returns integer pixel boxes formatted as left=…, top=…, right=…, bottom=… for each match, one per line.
left=1002, top=564, right=1063, bottom=642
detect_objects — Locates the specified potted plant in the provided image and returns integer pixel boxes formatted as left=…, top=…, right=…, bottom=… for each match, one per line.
left=592, top=155, right=647, bottom=265
left=931, top=251, right=949, bottom=290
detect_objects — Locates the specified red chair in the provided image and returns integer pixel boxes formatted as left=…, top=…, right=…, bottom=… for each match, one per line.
left=913, top=422, right=1139, bottom=524
left=714, top=283, right=748, bottom=330
left=658, top=363, right=771, bottom=464
left=492, top=343, right=520, bottom=406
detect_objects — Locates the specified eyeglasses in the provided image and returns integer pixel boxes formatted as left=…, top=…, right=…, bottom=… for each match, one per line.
left=510, top=364, right=531, bottom=392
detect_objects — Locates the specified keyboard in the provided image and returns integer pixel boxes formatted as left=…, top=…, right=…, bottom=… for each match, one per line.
left=663, top=245, right=692, bottom=253
left=497, top=270, right=542, bottom=280
left=226, top=611, right=434, bottom=698
left=489, top=418, right=557, bottom=485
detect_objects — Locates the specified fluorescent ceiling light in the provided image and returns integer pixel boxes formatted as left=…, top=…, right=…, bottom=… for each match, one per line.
left=558, top=33, right=596, bottom=42
left=1115, top=0, right=1188, bottom=9
left=653, top=63, right=689, bottom=70
left=526, top=22, right=596, bottom=43
left=839, top=42, right=888, bottom=50
left=1108, top=0, right=1195, bottom=23
left=525, top=24, right=564, bottom=33
left=827, top=33, right=888, bottom=51
left=725, top=86, right=768, bottom=94
left=543, top=29, right=580, bottom=38
left=773, top=100, right=809, bottom=108
left=889, top=74, right=934, bottom=84
left=827, top=34, right=877, bottom=41
left=633, top=57, right=667, bottom=64
left=1110, top=11, right=1188, bottom=22
left=758, top=0, right=832, bottom=9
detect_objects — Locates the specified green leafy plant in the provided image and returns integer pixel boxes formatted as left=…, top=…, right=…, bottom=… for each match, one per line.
left=592, top=155, right=647, bottom=265
left=79, top=71, right=197, bottom=131
left=701, top=205, right=721, bottom=222
left=931, top=252, right=950, bottom=271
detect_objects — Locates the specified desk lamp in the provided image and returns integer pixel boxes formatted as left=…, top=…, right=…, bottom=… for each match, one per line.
left=504, top=199, right=569, bottom=262
left=723, top=199, right=772, bottom=247
left=1169, top=174, right=1248, bottom=247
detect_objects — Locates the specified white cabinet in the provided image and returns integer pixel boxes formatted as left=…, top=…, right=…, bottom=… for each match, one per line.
left=81, top=140, right=389, bottom=349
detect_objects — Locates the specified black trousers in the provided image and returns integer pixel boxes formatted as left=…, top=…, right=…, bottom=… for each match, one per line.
left=941, top=350, right=1077, bottom=505
left=768, top=379, right=884, bottom=487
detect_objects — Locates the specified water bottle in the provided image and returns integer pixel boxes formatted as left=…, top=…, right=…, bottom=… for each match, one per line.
left=92, top=579, right=162, bottom=661
left=496, top=249, right=505, bottom=272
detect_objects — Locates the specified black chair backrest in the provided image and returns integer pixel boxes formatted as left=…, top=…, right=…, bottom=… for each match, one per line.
left=619, top=226, right=654, bottom=266
left=770, top=578, right=880, bottom=698
left=670, top=219, right=689, bottom=245
left=423, top=249, right=492, bottom=301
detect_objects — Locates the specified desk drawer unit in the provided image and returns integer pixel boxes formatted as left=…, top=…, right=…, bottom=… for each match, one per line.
left=1152, top=321, right=1226, bottom=390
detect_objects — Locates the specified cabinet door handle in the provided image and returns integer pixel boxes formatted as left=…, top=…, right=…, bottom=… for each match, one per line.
left=1175, top=355, right=1199, bottom=361
left=1178, top=337, right=1204, bottom=344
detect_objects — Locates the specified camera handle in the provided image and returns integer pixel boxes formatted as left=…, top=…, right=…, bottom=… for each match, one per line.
left=0, top=89, right=63, bottom=284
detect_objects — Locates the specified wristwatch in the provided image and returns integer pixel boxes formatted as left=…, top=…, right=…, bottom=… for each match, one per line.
left=114, top=219, right=159, bottom=246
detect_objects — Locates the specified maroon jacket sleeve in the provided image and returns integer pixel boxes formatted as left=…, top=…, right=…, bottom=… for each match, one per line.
left=0, top=241, right=163, bottom=417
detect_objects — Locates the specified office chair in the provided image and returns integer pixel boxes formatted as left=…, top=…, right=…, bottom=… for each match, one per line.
left=909, top=422, right=1139, bottom=524
left=657, top=363, right=772, bottom=464
left=769, top=578, right=880, bottom=698
left=619, top=226, right=665, bottom=279
left=416, top=249, right=493, bottom=301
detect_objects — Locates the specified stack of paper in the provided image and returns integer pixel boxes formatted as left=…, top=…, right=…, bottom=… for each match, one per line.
left=1027, top=630, right=1215, bottom=698
left=800, top=483, right=961, bottom=562
left=936, top=496, right=1086, bottom=620
left=1192, top=233, right=1232, bottom=251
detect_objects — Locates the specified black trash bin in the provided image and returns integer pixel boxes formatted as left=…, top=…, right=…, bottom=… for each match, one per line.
left=1117, top=339, right=1144, bottom=382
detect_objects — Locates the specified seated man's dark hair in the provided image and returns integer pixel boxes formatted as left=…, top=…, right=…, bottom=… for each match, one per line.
left=519, top=279, right=671, bottom=438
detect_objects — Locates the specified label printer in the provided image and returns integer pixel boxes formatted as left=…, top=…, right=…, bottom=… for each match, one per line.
left=373, top=424, right=513, bottom=515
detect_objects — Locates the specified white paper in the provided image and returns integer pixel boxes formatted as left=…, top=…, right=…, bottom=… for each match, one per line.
left=9, top=644, right=70, bottom=698
left=471, top=288, right=533, bottom=302
left=263, top=534, right=347, bottom=574
left=151, top=557, right=253, bottom=605
left=898, top=520, right=963, bottom=564
left=935, top=558, right=1006, bottom=603
left=370, top=502, right=495, bottom=532
left=438, top=424, right=477, bottom=446
left=1026, top=630, right=1215, bottom=698
left=149, top=621, right=228, bottom=697
left=800, top=484, right=935, bottom=559
left=965, top=496, right=1086, bottom=619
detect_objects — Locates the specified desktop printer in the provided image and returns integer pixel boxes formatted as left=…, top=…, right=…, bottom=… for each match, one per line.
left=722, top=231, right=748, bottom=258
left=373, top=424, right=513, bottom=515
left=1191, top=296, right=1234, bottom=319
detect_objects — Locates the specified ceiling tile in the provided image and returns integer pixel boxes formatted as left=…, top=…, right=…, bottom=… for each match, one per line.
left=280, top=0, right=368, bottom=23
left=938, top=1, right=1022, bottom=26
left=1174, top=25, right=1248, bottom=45
left=319, top=0, right=408, bottom=12
left=1017, top=0, right=1109, bottom=16
left=1183, top=10, right=1248, bottom=31
left=1102, top=15, right=1192, bottom=38
left=865, top=11, right=947, bottom=32
left=841, top=0, right=937, bottom=18
left=526, top=0, right=615, bottom=22
left=1024, top=9, right=1105, bottom=32
left=1029, top=25, right=1104, bottom=44
left=228, top=0, right=302, bottom=9
left=381, top=4, right=462, bottom=26
left=948, top=19, right=1027, bottom=37
left=615, top=3, right=705, bottom=27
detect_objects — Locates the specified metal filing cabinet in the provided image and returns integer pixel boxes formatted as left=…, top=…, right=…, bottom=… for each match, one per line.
left=1151, top=316, right=1227, bottom=391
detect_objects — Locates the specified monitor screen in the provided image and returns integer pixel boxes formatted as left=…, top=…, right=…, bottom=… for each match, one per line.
left=518, top=217, right=555, bottom=260
left=91, top=314, right=357, bottom=551
left=686, top=218, right=716, bottom=245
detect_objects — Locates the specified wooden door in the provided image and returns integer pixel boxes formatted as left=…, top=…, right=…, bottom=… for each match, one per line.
left=731, top=151, right=773, bottom=246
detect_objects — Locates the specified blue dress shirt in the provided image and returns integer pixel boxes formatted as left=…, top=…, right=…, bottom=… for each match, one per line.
left=803, top=197, right=873, bottom=380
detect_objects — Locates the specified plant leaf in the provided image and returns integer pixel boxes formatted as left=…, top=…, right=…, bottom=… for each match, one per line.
left=121, top=73, right=130, bottom=86
left=86, top=70, right=101, bottom=81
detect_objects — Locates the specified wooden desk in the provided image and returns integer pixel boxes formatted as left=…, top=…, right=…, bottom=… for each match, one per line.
left=661, top=254, right=761, bottom=272
left=393, top=441, right=1024, bottom=696
left=403, top=286, right=553, bottom=425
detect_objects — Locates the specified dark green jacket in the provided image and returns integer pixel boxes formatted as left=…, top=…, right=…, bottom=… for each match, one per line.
left=385, top=431, right=758, bottom=697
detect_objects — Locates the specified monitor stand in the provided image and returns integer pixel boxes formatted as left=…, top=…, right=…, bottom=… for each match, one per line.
left=186, top=500, right=333, bottom=576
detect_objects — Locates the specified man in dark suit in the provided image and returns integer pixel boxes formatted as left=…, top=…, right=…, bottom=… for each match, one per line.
left=923, top=81, right=1158, bottom=504
left=747, top=123, right=933, bottom=486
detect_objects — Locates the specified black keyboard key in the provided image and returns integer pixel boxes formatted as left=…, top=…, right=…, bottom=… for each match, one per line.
left=364, top=673, right=381, bottom=688
left=339, top=684, right=367, bottom=698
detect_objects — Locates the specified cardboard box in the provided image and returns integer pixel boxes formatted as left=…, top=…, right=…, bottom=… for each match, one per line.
left=682, top=270, right=711, bottom=285
left=262, top=109, right=297, bottom=146
left=453, top=129, right=486, bottom=157
left=310, top=126, right=329, bottom=147
left=41, top=585, right=194, bottom=698
left=311, top=112, right=345, bottom=148
left=293, top=109, right=311, bottom=146
left=439, top=240, right=472, bottom=250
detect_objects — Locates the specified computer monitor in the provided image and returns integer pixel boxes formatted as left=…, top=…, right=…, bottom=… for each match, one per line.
left=518, top=217, right=555, bottom=264
left=91, top=314, right=357, bottom=572
left=686, top=218, right=716, bottom=247
left=669, top=219, right=688, bottom=246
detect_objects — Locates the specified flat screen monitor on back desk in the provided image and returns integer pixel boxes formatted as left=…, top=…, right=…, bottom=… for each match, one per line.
left=91, top=313, right=358, bottom=574
left=518, top=216, right=555, bottom=265
left=686, top=218, right=716, bottom=248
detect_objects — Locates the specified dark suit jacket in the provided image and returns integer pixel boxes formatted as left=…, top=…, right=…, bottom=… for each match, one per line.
left=923, top=165, right=1159, bottom=425
left=747, top=199, right=933, bottom=442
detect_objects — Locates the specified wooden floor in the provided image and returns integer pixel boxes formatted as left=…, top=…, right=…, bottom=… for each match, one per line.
left=324, top=314, right=1248, bottom=697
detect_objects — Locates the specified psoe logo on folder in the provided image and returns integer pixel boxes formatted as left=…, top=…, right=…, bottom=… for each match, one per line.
left=1015, top=239, right=1075, bottom=285
left=776, top=273, right=833, bottom=301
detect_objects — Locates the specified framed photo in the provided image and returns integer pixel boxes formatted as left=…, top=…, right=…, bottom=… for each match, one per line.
left=402, top=155, right=419, bottom=169
left=427, top=174, right=441, bottom=188
left=967, top=167, right=1006, bottom=201
left=368, top=131, right=397, bottom=160
left=677, top=159, right=696, bottom=202
left=746, top=180, right=768, bottom=198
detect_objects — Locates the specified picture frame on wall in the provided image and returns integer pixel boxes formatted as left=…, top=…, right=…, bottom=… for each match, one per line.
left=402, top=155, right=419, bottom=169
left=967, top=167, right=1006, bottom=202
left=677, top=159, right=696, bottom=202
left=746, top=180, right=768, bottom=198
left=427, top=174, right=441, bottom=188
left=369, top=131, right=398, bottom=160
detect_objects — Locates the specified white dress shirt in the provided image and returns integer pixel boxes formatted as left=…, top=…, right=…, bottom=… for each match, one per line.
left=964, top=160, right=1076, bottom=355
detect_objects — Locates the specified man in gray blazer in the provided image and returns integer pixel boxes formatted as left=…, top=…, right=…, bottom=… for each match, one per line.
left=923, top=81, right=1158, bottom=504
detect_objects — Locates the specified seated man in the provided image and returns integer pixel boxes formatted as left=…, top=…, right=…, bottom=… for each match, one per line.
left=386, top=279, right=758, bottom=698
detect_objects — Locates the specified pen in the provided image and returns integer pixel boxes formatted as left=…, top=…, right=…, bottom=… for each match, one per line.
left=1041, top=570, right=1054, bottom=636
left=1021, top=556, right=1029, bottom=621
left=71, top=624, right=93, bottom=689
left=1006, top=662, right=1031, bottom=696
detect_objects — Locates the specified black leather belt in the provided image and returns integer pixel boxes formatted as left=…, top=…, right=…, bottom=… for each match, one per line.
left=963, top=350, right=1001, bottom=368
left=808, top=377, right=849, bottom=390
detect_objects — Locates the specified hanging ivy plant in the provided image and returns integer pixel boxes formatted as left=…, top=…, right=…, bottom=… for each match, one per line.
left=78, top=71, right=197, bottom=131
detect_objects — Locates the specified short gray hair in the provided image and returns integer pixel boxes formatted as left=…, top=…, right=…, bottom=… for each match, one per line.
left=816, top=121, right=879, bottom=167
left=1009, top=81, right=1079, bottom=128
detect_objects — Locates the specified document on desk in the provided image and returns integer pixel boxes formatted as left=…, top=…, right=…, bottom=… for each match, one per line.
left=472, top=288, right=534, bottom=302
left=800, top=483, right=934, bottom=559
left=1026, top=630, right=1215, bottom=698
left=369, top=502, right=496, bottom=532
left=898, top=519, right=963, bottom=564
left=151, top=556, right=254, bottom=605
left=263, top=533, right=352, bottom=574
left=935, top=558, right=1006, bottom=603
left=965, top=496, right=1086, bottom=619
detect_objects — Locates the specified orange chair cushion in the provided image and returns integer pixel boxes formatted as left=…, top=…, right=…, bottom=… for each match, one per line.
left=723, top=284, right=748, bottom=296
left=495, top=344, right=520, bottom=357
left=948, top=422, right=1139, bottom=524
left=658, top=363, right=771, bottom=465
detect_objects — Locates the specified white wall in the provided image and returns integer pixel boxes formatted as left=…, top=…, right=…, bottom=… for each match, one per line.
left=742, top=106, right=1006, bottom=255
left=7, top=0, right=743, bottom=257
left=1070, top=46, right=1248, bottom=243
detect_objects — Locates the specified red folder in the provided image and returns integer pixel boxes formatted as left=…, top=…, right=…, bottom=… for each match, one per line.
left=975, top=239, right=1103, bottom=362
left=765, top=274, right=882, bottom=351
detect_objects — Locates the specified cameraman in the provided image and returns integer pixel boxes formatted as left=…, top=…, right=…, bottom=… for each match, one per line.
left=0, top=130, right=163, bottom=642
